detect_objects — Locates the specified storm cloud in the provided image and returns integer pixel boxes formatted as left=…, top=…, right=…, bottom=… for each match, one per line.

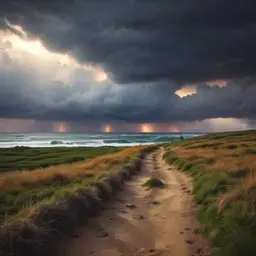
left=0, top=48, right=255, bottom=123
left=0, top=0, right=255, bottom=128
left=1, top=0, right=256, bottom=84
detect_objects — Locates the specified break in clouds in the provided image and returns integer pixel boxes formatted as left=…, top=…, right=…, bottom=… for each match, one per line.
left=0, top=0, right=255, bottom=131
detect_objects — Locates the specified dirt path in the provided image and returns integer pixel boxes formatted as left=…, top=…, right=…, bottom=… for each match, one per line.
left=55, top=148, right=211, bottom=256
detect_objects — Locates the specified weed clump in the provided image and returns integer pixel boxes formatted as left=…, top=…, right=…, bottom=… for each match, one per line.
left=226, top=144, right=238, bottom=150
left=142, top=177, right=165, bottom=189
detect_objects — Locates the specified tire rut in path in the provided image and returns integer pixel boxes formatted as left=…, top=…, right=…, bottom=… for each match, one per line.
left=54, top=148, right=211, bottom=256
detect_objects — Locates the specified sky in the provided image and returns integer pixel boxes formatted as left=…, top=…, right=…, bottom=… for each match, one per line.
left=0, top=0, right=255, bottom=133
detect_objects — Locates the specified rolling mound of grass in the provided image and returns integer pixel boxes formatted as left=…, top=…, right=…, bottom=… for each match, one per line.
left=142, top=177, right=164, bottom=188
left=0, top=145, right=158, bottom=256
left=0, top=147, right=123, bottom=172
left=164, top=130, right=256, bottom=256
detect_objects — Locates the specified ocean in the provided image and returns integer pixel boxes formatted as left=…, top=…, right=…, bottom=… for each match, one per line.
left=0, top=133, right=201, bottom=148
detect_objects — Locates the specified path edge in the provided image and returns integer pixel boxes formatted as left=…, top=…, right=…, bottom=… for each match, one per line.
left=0, top=146, right=159, bottom=256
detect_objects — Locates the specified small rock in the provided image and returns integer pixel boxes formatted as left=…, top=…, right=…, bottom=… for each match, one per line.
left=185, top=239, right=194, bottom=244
left=185, top=227, right=191, bottom=231
left=126, top=203, right=136, bottom=208
left=97, top=231, right=108, bottom=238
left=149, top=249, right=155, bottom=253
left=151, top=200, right=161, bottom=205
left=133, top=214, right=144, bottom=220
left=180, top=231, right=184, bottom=234
left=138, top=248, right=147, bottom=254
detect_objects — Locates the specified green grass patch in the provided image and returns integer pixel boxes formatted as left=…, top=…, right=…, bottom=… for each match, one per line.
left=0, top=147, right=123, bottom=172
left=242, top=148, right=256, bottom=155
left=0, top=147, right=146, bottom=223
left=164, top=135, right=256, bottom=256
left=228, top=169, right=248, bottom=179
left=142, top=177, right=165, bottom=189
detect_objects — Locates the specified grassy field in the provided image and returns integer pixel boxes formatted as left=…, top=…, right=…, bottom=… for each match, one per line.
left=164, top=130, right=256, bottom=256
left=0, top=147, right=123, bottom=172
left=0, top=145, right=157, bottom=256
left=0, top=146, right=144, bottom=222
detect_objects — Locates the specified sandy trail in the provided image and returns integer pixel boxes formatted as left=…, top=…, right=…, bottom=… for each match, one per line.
left=55, top=148, right=211, bottom=256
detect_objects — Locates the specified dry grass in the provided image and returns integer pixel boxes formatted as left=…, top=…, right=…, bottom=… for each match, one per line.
left=173, top=130, right=256, bottom=208
left=164, top=131, right=256, bottom=255
left=0, top=146, right=148, bottom=224
left=173, top=130, right=256, bottom=175
left=218, top=167, right=256, bottom=211
left=0, top=146, right=143, bottom=191
left=0, top=145, right=158, bottom=256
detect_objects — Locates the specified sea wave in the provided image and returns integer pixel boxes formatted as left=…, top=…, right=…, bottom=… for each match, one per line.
left=0, top=133, right=201, bottom=148
left=103, top=139, right=131, bottom=144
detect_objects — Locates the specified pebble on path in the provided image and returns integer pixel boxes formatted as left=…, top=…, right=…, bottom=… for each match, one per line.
left=126, top=203, right=136, bottom=208
left=97, top=231, right=108, bottom=238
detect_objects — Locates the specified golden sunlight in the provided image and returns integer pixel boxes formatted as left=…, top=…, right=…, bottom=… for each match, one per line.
left=104, top=125, right=112, bottom=133
left=140, top=124, right=154, bottom=133
left=55, top=122, right=68, bottom=133
left=208, top=118, right=247, bottom=130
left=170, top=127, right=181, bottom=133
left=175, top=81, right=227, bottom=98
left=175, top=86, right=197, bottom=98
left=94, top=70, right=108, bottom=82
left=207, top=80, right=227, bottom=87
left=1, top=21, right=108, bottom=83
left=10, top=37, right=48, bottom=56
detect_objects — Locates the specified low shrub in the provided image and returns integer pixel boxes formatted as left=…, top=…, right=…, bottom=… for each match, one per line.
left=226, top=144, right=238, bottom=150
left=142, top=177, right=165, bottom=189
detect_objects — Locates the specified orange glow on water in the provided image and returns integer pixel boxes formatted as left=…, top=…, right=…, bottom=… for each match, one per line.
left=140, top=124, right=154, bottom=133
left=170, top=127, right=181, bottom=133
left=104, top=125, right=112, bottom=133
left=55, top=122, right=68, bottom=133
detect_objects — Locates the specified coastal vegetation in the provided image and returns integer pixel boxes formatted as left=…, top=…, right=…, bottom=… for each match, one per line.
left=0, top=146, right=122, bottom=172
left=0, top=145, right=158, bottom=256
left=164, top=130, right=256, bottom=256
left=142, top=177, right=165, bottom=189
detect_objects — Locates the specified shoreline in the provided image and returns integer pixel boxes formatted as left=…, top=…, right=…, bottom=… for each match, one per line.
left=0, top=132, right=200, bottom=148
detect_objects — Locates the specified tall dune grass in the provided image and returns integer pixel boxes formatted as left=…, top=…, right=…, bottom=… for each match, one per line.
left=164, top=130, right=256, bottom=256
left=0, top=146, right=141, bottom=191
left=0, top=145, right=158, bottom=256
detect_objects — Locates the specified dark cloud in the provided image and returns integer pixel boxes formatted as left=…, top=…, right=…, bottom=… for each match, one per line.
left=1, top=0, right=256, bottom=84
left=0, top=53, right=255, bottom=123
left=0, top=0, right=256, bottom=127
